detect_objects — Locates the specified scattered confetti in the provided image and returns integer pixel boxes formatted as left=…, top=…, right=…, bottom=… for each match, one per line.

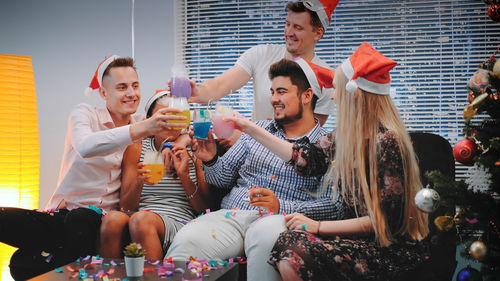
left=55, top=267, right=63, bottom=273
left=211, top=229, right=216, bottom=238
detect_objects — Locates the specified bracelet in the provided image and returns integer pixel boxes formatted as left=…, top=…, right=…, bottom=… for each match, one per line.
left=186, top=184, right=198, bottom=199
left=202, top=155, right=218, bottom=167
left=316, top=221, right=321, bottom=235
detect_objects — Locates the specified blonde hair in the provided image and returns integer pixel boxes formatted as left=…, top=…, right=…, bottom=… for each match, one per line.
left=325, top=67, right=428, bottom=246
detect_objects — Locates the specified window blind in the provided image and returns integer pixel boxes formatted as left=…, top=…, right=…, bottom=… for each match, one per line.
left=174, top=0, right=500, bottom=179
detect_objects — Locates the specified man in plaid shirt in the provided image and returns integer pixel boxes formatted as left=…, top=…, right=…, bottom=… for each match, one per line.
left=166, top=58, right=343, bottom=281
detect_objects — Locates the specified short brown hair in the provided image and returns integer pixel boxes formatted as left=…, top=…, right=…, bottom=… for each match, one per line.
left=286, top=1, right=323, bottom=30
left=102, top=57, right=137, bottom=80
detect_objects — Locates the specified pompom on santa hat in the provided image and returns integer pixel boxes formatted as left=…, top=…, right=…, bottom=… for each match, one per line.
left=294, top=57, right=334, bottom=97
left=341, top=42, right=397, bottom=95
left=84, top=55, right=120, bottom=96
left=300, top=0, right=339, bottom=29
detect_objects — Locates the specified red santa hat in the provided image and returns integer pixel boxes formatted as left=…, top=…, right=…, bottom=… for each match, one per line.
left=294, top=57, right=334, bottom=97
left=84, top=55, right=120, bottom=96
left=341, top=42, right=397, bottom=95
left=301, top=0, right=339, bottom=29
left=145, top=89, right=170, bottom=115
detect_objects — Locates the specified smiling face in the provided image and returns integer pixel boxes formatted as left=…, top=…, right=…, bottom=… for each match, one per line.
left=270, top=76, right=305, bottom=125
left=284, top=11, right=323, bottom=57
left=100, top=66, right=140, bottom=124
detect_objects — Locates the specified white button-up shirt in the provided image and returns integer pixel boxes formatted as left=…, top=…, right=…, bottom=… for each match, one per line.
left=46, top=103, right=143, bottom=211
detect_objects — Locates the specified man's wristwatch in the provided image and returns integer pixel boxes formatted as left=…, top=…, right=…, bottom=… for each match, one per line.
left=202, top=155, right=218, bottom=167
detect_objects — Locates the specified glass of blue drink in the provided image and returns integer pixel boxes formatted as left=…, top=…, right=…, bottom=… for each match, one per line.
left=193, top=109, right=212, bottom=139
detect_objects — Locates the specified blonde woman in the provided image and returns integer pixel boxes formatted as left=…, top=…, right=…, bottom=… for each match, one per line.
left=226, top=42, right=429, bottom=280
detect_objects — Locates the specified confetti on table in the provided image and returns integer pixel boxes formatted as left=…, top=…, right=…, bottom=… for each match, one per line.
left=55, top=267, right=63, bottom=273
left=40, top=251, right=50, bottom=257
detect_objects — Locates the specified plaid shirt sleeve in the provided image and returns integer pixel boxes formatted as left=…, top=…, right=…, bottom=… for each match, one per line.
left=203, top=134, right=249, bottom=188
left=278, top=184, right=344, bottom=221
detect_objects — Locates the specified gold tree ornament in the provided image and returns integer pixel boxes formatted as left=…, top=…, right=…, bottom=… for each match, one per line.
left=469, top=240, right=488, bottom=261
left=434, top=216, right=455, bottom=231
left=493, top=59, right=500, bottom=78
left=464, top=93, right=489, bottom=122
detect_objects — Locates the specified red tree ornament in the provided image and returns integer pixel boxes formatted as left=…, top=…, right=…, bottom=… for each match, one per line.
left=453, top=139, right=477, bottom=165
left=489, top=4, right=500, bottom=22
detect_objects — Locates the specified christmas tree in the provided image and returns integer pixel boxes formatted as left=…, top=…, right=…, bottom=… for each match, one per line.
left=428, top=45, right=500, bottom=280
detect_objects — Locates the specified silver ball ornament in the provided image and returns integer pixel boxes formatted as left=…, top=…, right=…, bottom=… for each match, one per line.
left=414, top=186, right=440, bottom=213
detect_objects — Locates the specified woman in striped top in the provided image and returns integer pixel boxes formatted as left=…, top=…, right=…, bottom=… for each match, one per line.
left=98, top=91, right=212, bottom=261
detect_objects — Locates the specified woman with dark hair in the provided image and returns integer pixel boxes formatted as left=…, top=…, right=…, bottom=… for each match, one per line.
left=99, top=90, right=212, bottom=261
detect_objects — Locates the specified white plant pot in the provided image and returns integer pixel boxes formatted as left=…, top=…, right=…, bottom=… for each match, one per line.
left=124, top=256, right=145, bottom=277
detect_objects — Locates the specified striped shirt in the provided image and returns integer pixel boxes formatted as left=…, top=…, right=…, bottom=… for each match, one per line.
left=204, top=120, right=344, bottom=221
left=138, top=136, right=197, bottom=223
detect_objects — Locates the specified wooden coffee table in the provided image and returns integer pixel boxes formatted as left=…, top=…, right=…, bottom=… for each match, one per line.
left=28, top=258, right=239, bottom=281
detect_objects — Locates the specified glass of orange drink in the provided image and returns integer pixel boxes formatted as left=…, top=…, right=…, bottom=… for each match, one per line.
left=143, top=151, right=164, bottom=185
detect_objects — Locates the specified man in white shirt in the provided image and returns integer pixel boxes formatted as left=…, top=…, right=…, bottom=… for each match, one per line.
left=189, top=0, right=339, bottom=149
left=1, top=55, right=185, bottom=280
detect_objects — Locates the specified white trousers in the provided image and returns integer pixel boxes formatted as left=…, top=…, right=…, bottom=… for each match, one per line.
left=166, top=209, right=286, bottom=281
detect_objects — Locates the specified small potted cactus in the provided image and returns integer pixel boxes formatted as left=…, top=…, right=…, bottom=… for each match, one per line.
left=123, top=242, right=146, bottom=277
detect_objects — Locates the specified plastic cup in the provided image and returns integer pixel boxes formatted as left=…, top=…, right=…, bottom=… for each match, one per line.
left=171, top=76, right=192, bottom=98
left=193, top=109, right=212, bottom=139
left=212, top=105, right=236, bottom=139
left=167, top=97, right=190, bottom=130
left=143, top=151, right=164, bottom=184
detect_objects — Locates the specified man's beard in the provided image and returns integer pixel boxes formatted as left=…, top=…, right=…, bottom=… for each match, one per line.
left=275, top=103, right=303, bottom=126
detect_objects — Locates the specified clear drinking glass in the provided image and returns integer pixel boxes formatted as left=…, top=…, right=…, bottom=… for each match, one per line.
left=142, top=151, right=164, bottom=185
left=193, top=109, right=213, bottom=139
left=212, top=104, right=236, bottom=139
left=167, top=97, right=191, bottom=130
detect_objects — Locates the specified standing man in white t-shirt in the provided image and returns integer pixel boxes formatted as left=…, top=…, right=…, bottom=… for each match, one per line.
left=189, top=0, right=339, bottom=148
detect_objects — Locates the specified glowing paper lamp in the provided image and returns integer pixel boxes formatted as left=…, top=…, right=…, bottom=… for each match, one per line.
left=0, top=54, right=39, bottom=280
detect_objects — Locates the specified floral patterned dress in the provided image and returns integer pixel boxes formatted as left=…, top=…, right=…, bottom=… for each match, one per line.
left=268, top=129, right=430, bottom=281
